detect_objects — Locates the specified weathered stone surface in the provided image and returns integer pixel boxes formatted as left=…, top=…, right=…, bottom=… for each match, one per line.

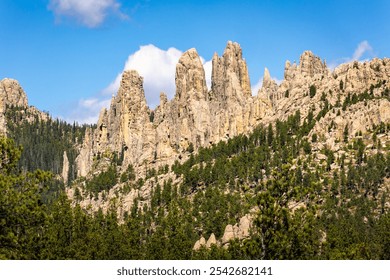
left=0, top=78, right=28, bottom=108
left=193, top=240, right=201, bottom=251
left=265, top=52, right=390, bottom=127
left=298, top=51, right=328, bottom=78
left=193, top=236, right=206, bottom=250
left=0, top=78, right=49, bottom=135
left=211, top=41, right=251, bottom=104
left=259, top=68, right=279, bottom=105
left=76, top=127, right=94, bottom=177
left=176, top=48, right=208, bottom=101
left=237, top=214, right=251, bottom=239
left=0, top=78, right=29, bottom=134
left=76, top=70, right=156, bottom=177
left=62, top=151, right=69, bottom=185
left=206, top=233, right=217, bottom=248
left=309, top=98, right=390, bottom=159
left=221, top=224, right=235, bottom=244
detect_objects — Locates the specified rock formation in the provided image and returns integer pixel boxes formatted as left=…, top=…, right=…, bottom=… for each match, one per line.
left=193, top=236, right=206, bottom=251
left=0, top=78, right=28, bottom=107
left=206, top=233, right=217, bottom=248
left=76, top=42, right=390, bottom=181
left=194, top=214, right=253, bottom=250
left=76, top=70, right=156, bottom=177
left=62, top=151, right=69, bottom=185
left=73, top=41, right=390, bottom=219
left=0, top=78, right=49, bottom=134
left=76, top=41, right=272, bottom=177
left=263, top=51, right=390, bottom=127
left=221, top=214, right=252, bottom=245
left=0, top=78, right=29, bottom=134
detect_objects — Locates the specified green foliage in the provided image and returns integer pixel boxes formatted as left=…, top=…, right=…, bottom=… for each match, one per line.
left=187, top=142, right=194, bottom=153
left=149, top=111, right=155, bottom=122
left=309, top=85, right=317, bottom=98
left=145, top=168, right=157, bottom=180
left=85, top=165, right=118, bottom=195
left=343, top=124, right=349, bottom=143
left=120, top=164, right=135, bottom=183
left=323, top=147, right=335, bottom=171
left=302, top=140, right=311, bottom=154
left=0, top=137, right=21, bottom=174
left=339, top=80, right=344, bottom=91
left=0, top=137, right=52, bottom=259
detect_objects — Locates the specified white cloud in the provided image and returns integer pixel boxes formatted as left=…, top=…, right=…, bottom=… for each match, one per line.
left=251, top=77, right=263, bottom=96
left=48, top=0, right=125, bottom=27
left=64, top=98, right=111, bottom=124
left=351, top=40, right=373, bottom=61
left=329, top=40, right=374, bottom=70
left=200, top=58, right=212, bottom=90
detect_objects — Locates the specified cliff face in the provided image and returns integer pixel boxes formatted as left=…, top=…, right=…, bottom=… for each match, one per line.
left=75, top=42, right=390, bottom=181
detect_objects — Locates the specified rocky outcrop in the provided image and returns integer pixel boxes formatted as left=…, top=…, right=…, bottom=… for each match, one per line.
left=299, top=51, right=329, bottom=78
left=208, top=42, right=271, bottom=142
left=206, top=233, right=217, bottom=248
left=333, top=58, right=390, bottom=94
left=167, top=48, right=211, bottom=152
left=193, top=236, right=206, bottom=251
left=194, top=214, right=253, bottom=250
left=62, top=151, right=69, bottom=185
left=0, top=78, right=28, bottom=108
left=221, top=214, right=252, bottom=245
left=0, top=78, right=29, bottom=134
left=211, top=41, right=251, bottom=104
left=309, top=99, right=390, bottom=155
left=264, top=52, right=390, bottom=126
left=76, top=70, right=156, bottom=177
left=0, top=78, right=49, bottom=134
left=176, top=48, right=208, bottom=101
left=258, top=68, right=279, bottom=105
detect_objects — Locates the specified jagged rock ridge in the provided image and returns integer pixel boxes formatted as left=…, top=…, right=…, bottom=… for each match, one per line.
left=76, top=41, right=390, bottom=182
left=76, top=41, right=272, bottom=177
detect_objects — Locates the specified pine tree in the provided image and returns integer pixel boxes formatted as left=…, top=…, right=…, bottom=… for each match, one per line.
left=0, top=137, right=51, bottom=259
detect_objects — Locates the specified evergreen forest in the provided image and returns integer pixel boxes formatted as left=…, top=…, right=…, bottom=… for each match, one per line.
left=1, top=91, right=389, bottom=259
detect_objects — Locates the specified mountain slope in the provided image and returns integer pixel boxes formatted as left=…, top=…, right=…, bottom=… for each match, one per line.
left=1, top=41, right=389, bottom=259
left=71, top=42, right=390, bottom=218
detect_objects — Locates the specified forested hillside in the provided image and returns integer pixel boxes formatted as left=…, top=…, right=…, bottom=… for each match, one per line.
left=1, top=91, right=389, bottom=259
left=5, top=105, right=90, bottom=176
left=3, top=105, right=93, bottom=203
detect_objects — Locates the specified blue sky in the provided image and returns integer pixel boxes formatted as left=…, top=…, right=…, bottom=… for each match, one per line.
left=1, top=0, right=389, bottom=123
